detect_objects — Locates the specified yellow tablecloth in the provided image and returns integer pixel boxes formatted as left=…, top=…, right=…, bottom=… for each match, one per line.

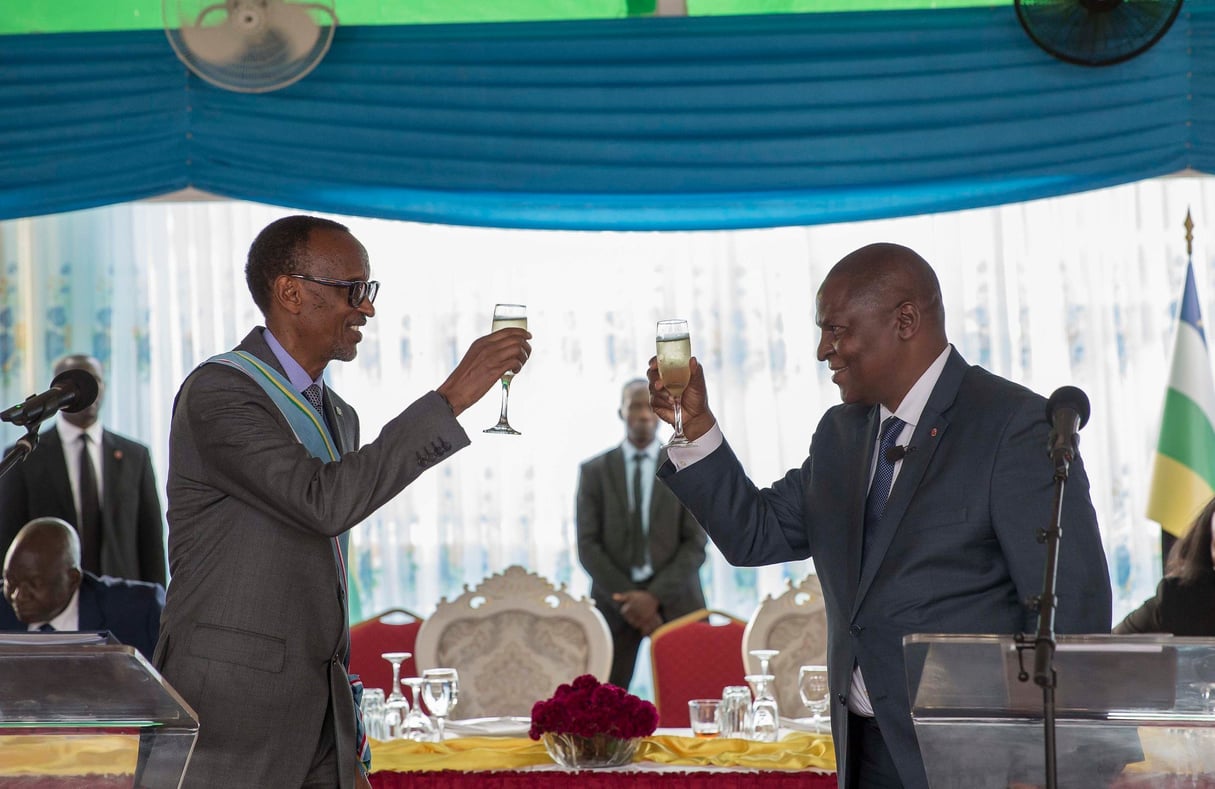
left=370, top=731, right=836, bottom=773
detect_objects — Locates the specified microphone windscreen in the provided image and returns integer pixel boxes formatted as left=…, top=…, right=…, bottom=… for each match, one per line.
left=1045, top=385, right=1090, bottom=429
left=52, top=368, right=99, bottom=413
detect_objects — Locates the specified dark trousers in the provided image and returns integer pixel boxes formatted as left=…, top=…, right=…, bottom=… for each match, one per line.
left=847, top=713, right=904, bottom=789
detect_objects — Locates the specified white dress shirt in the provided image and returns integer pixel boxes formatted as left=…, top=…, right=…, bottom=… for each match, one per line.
left=27, top=588, right=81, bottom=632
left=55, top=418, right=105, bottom=525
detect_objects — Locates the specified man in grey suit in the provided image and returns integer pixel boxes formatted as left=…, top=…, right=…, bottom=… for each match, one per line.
left=0, top=354, right=166, bottom=585
left=154, top=215, right=531, bottom=789
left=576, top=378, right=707, bottom=690
left=647, top=243, right=1112, bottom=789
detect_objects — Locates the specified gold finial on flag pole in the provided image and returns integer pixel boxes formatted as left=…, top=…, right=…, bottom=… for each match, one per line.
left=1185, top=208, right=1194, bottom=258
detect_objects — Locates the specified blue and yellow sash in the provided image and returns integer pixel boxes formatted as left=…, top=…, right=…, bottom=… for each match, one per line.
left=205, top=350, right=371, bottom=772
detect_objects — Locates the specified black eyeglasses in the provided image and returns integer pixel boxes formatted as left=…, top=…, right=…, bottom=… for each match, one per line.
left=289, top=274, right=380, bottom=308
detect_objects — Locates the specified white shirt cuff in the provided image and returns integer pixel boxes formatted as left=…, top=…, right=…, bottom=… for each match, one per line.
left=666, top=423, right=723, bottom=471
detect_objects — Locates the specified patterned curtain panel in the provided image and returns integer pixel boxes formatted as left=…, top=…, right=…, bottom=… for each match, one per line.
left=1, top=178, right=1209, bottom=664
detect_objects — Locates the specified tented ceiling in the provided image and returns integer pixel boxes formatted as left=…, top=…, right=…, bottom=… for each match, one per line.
left=1, top=3, right=1207, bottom=230
left=2, top=1, right=998, bottom=34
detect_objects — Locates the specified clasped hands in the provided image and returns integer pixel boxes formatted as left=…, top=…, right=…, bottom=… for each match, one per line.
left=612, top=589, right=663, bottom=636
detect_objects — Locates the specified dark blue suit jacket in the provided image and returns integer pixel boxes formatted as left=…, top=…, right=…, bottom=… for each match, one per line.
left=0, top=572, right=165, bottom=660
left=661, top=349, right=1113, bottom=789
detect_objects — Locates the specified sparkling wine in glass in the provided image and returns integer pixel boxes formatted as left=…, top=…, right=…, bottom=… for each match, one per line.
left=656, top=319, right=694, bottom=447
left=798, top=664, right=830, bottom=733
left=484, top=303, right=527, bottom=435
left=421, top=667, right=460, bottom=740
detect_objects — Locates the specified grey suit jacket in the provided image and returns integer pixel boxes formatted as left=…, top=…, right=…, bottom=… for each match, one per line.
left=661, top=349, right=1112, bottom=789
left=0, top=427, right=166, bottom=585
left=154, top=328, right=469, bottom=789
left=576, top=446, right=707, bottom=628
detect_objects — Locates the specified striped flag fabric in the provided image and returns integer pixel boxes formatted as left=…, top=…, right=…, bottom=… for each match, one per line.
left=1146, top=261, right=1215, bottom=538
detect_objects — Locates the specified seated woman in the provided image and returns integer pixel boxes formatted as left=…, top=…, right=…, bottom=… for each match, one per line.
left=1114, top=498, right=1215, bottom=635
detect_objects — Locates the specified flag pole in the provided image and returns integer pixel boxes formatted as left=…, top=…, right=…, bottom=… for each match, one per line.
left=1147, top=208, right=1215, bottom=574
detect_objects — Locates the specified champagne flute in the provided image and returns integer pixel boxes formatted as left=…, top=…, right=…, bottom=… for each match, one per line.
left=656, top=319, right=694, bottom=447
left=381, top=651, right=412, bottom=739
left=798, top=665, right=830, bottom=733
left=484, top=303, right=527, bottom=435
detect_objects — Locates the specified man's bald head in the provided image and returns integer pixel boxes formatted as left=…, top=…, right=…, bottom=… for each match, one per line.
left=824, top=243, right=946, bottom=335
left=2, top=518, right=82, bottom=625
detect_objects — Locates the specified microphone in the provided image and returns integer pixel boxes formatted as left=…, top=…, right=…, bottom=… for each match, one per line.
left=885, top=444, right=914, bottom=463
left=1045, top=385, right=1090, bottom=474
left=0, top=369, right=100, bottom=427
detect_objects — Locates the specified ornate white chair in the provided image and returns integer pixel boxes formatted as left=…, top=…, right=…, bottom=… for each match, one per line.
left=413, top=565, right=613, bottom=719
left=742, top=573, right=828, bottom=718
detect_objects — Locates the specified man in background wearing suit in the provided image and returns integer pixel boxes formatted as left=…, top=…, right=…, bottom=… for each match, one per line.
left=647, top=243, right=1112, bottom=789
left=154, top=215, right=531, bottom=789
left=0, top=354, right=167, bottom=586
left=577, top=378, right=707, bottom=691
left=1, top=517, right=164, bottom=660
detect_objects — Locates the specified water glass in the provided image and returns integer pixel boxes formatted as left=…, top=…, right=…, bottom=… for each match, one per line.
left=718, top=685, right=752, bottom=738
left=687, top=698, right=721, bottom=737
left=360, top=688, right=387, bottom=741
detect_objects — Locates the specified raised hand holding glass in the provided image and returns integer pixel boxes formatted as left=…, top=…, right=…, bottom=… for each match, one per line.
left=484, top=303, right=527, bottom=435
left=656, top=319, right=694, bottom=447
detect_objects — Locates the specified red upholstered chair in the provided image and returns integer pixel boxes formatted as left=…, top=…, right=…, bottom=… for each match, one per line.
left=649, top=608, right=747, bottom=728
left=349, top=608, right=423, bottom=696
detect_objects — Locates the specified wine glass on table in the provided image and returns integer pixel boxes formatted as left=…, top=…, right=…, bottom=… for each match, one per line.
left=744, top=673, right=780, bottom=742
left=656, top=319, right=694, bottom=447
left=421, top=667, right=460, bottom=740
left=798, top=664, right=830, bottom=733
left=401, top=677, right=438, bottom=742
left=749, top=648, right=780, bottom=677
left=381, top=651, right=412, bottom=739
left=484, top=303, right=527, bottom=435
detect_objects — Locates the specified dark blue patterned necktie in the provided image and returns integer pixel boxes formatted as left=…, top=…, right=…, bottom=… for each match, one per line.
left=864, top=416, right=906, bottom=558
left=303, top=384, right=325, bottom=415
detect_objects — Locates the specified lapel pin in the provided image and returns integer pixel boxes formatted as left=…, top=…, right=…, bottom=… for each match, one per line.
left=930, top=428, right=938, bottom=437
left=113, top=450, right=123, bottom=460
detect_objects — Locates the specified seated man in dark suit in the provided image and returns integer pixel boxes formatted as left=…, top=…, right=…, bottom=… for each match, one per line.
left=0, top=517, right=164, bottom=660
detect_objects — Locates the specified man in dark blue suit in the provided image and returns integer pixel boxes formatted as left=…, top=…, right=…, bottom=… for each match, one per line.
left=647, top=243, right=1112, bottom=789
left=1, top=517, right=163, bottom=660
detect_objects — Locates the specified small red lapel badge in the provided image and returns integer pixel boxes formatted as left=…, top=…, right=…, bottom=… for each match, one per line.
left=113, top=450, right=123, bottom=460
left=930, top=428, right=938, bottom=437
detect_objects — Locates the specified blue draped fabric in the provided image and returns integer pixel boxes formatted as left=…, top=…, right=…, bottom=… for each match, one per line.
left=0, top=5, right=1207, bottom=229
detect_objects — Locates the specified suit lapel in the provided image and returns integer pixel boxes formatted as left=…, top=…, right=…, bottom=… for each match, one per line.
left=853, top=351, right=966, bottom=608
left=99, top=431, right=121, bottom=538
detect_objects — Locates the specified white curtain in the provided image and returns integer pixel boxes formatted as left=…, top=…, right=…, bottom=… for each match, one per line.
left=2, top=177, right=1211, bottom=647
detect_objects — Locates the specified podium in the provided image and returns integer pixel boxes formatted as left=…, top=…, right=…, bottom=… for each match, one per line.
left=0, top=632, right=198, bottom=788
left=905, top=633, right=1215, bottom=788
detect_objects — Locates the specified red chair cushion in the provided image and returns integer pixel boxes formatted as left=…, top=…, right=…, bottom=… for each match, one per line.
left=349, top=612, right=423, bottom=695
left=650, top=614, right=746, bottom=727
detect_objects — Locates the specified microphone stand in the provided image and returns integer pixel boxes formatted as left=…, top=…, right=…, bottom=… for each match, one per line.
left=1019, top=429, right=1077, bottom=789
left=0, top=422, right=42, bottom=480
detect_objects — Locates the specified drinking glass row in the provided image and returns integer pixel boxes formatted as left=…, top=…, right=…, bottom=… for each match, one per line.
left=360, top=652, right=459, bottom=742
left=483, top=304, right=697, bottom=447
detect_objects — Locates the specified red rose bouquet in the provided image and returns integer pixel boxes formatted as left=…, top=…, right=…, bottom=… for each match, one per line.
left=529, top=673, right=659, bottom=742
